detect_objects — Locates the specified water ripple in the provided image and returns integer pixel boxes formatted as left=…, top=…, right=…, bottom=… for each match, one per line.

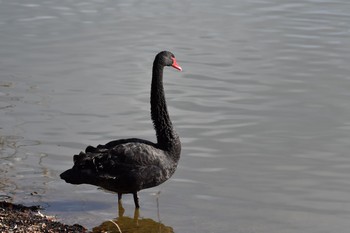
left=17, top=16, right=57, bottom=22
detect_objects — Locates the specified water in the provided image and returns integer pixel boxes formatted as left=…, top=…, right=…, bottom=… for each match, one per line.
left=1, top=0, right=350, bottom=232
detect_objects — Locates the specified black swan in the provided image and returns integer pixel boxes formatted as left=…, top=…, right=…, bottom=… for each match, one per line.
left=60, top=51, right=182, bottom=208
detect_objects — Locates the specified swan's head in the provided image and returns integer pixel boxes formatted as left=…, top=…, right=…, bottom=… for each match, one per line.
left=156, top=51, right=182, bottom=71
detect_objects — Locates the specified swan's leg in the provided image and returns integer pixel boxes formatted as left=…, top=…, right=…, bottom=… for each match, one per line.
left=133, top=192, right=140, bottom=208
left=118, top=200, right=125, bottom=217
left=133, top=207, right=140, bottom=225
left=118, top=193, right=122, bottom=202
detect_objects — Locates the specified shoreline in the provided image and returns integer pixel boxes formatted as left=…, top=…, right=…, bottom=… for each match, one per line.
left=0, top=201, right=87, bottom=233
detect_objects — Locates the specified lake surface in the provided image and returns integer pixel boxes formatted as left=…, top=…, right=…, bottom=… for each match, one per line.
left=1, top=0, right=350, bottom=232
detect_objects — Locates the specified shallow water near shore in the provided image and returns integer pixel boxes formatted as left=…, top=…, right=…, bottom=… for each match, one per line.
left=1, top=0, right=350, bottom=232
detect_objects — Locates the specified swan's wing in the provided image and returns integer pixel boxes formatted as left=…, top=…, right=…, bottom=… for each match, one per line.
left=85, top=138, right=157, bottom=152
left=73, top=142, right=166, bottom=176
left=103, top=143, right=173, bottom=188
left=63, top=141, right=174, bottom=190
left=109, top=142, right=165, bottom=166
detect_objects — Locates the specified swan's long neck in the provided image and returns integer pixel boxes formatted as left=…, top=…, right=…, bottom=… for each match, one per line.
left=151, top=61, right=178, bottom=150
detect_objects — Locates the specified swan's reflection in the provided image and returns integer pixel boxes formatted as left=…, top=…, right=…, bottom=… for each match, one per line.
left=92, top=202, right=174, bottom=233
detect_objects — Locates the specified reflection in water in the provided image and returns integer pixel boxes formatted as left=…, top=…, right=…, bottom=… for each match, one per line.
left=92, top=202, right=174, bottom=233
left=0, top=135, right=19, bottom=201
left=0, top=135, right=20, bottom=159
left=0, top=133, right=49, bottom=203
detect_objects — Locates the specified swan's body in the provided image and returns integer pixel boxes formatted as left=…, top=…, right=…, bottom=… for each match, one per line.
left=60, top=51, right=182, bottom=208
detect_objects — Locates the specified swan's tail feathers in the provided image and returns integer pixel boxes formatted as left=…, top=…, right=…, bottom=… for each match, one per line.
left=73, top=151, right=86, bottom=163
left=60, top=166, right=99, bottom=185
left=85, top=145, right=109, bottom=154
left=85, top=145, right=99, bottom=153
left=61, top=151, right=99, bottom=185
left=60, top=168, right=84, bottom=184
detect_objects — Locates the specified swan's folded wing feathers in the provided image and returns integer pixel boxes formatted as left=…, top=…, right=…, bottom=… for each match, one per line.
left=109, top=142, right=164, bottom=166
left=70, top=141, right=168, bottom=187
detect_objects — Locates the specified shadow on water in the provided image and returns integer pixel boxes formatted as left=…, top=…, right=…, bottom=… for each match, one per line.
left=92, top=202, right=174, bottom=233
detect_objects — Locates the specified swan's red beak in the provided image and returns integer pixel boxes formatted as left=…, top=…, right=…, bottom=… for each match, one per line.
left=171, top=57, right=182, bottom=71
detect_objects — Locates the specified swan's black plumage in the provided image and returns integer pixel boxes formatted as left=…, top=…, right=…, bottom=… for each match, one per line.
left=60, top=51, right=182, bottom=208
